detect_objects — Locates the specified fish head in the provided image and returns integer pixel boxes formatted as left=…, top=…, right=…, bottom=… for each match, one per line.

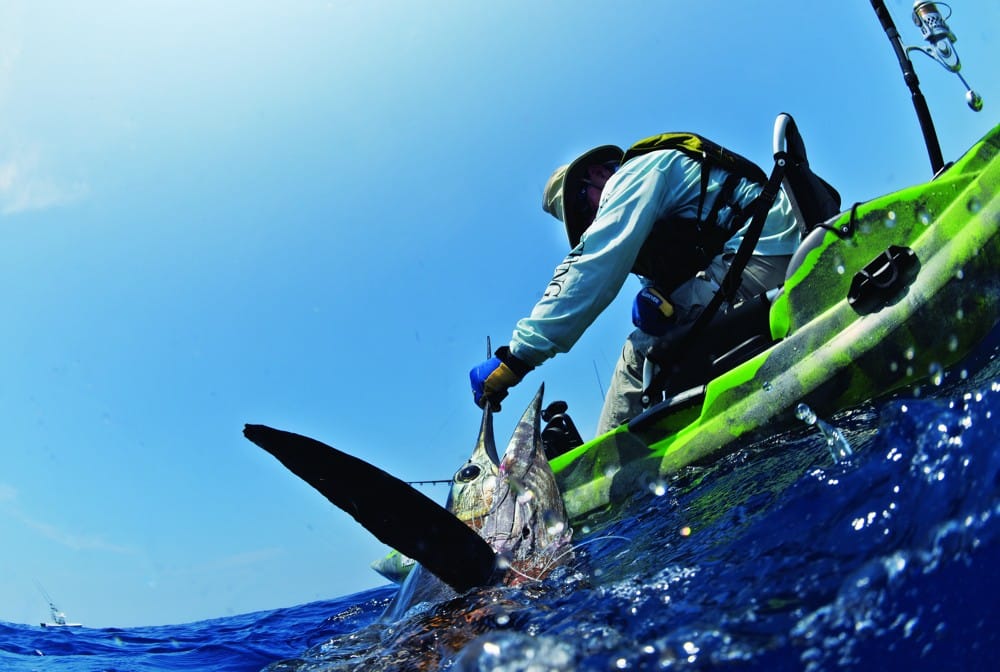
left=480, top=384, right=573, bottom=584
left=444, top=405, right=501, bottom=530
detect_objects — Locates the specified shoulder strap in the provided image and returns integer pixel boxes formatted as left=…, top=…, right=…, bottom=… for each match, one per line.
left=623, top=132, right=768, bottom=229
left=622, top=132, right=768, bottom=184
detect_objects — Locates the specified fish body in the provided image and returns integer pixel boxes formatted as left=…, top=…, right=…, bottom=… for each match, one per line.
left=384, top=385, right=572, bottom=617
left=479, top=385, right=573, bottom=584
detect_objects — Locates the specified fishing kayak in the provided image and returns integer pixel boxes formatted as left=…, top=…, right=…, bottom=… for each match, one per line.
left=369, top=123, right=999, bottom=584
left=354, top=1, right=997, bottom=587
left=551, top=122, right=1000, bottom=523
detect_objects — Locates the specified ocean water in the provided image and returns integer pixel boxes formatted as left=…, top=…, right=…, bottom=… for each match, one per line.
left=2, top=359, right=998, bottom=671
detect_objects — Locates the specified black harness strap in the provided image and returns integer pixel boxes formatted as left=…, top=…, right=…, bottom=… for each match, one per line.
left=704, top=172, right=746, bottom=239
left=696, top=153, right=712, bottom=221
left=644, top=154, right=788, bottom=400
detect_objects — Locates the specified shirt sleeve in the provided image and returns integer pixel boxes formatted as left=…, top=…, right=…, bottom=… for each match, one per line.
left=509, top=151, right=695, bottom=366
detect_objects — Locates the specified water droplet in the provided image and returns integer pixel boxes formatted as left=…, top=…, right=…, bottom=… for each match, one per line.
left=495, top=613, right=510, bottom=626
left=955, top=308, right=964, bottom=319
left=836, top=264, right=846, bottom=275
left=648, top=480, right=667, bottom=497
left=798, top=403, right=853, bottom=460
left=544, top=510, right=566, bottom=536
left=762, top=381, right=773, bottom=392
left=884, top=211, right=897, bottom=228
left=955, top=269, right=965, bottom=280
left=929, top=362, right=944, bottom=386
left=948, top=334, right=959, bottom=352
left=967, top=197, right=982, bottom=213
left=889, top=360, right=899, bottom=373
left=904, top=346, right=916, bottom=361
left=916, top=207, right=932, bottom=225
left=795, top=403, right=817, bottom=425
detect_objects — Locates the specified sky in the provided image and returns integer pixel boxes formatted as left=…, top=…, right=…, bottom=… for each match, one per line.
left=0, top=0, right=997, bottom=628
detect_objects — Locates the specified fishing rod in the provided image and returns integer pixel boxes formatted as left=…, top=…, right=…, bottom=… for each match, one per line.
left=870, top=0, right=983, bottom=175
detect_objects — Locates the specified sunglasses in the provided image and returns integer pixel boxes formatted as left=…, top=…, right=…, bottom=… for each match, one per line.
left=573, top=178, right=605, bottom=212
left=572, top=161, right=618, bottom=210
left=573, top=183, right=592, bottom=212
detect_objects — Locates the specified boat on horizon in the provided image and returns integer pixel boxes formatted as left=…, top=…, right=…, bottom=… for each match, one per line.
left=36, top=582, right=82, bottom=628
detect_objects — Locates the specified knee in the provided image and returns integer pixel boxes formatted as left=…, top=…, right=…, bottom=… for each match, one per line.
left=621, top=330, right=656, bottom=378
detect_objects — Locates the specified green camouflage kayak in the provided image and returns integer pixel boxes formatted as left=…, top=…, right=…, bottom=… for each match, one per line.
left=552, top=122, right=1000, bottom=523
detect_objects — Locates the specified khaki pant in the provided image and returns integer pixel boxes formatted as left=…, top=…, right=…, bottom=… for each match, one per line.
left=595, top=253, right=791, bottom=435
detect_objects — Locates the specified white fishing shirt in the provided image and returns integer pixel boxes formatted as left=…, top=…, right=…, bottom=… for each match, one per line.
left=509, top=149, right=801, bottom=367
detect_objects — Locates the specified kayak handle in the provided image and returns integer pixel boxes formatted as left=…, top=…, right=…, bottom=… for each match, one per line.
left=848, top=245, right=920, bottom=315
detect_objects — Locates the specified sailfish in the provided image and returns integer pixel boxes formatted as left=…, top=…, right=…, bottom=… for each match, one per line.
left=243, top=384, right=574, bottom=611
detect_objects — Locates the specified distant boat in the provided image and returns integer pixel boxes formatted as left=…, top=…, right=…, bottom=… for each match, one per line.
left=35, top=581, right=82, bottom=628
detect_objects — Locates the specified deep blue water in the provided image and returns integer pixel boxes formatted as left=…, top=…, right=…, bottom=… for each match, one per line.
left=3, top=359, right=998, bottom=671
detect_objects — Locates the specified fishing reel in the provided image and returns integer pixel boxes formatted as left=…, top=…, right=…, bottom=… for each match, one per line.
left=906, top=1, right=983, bottom=111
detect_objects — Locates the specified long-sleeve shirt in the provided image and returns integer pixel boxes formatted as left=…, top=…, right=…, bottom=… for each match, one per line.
left=509, top=148, right=801, bottom=367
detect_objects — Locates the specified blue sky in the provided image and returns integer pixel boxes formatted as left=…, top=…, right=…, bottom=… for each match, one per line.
left=1, top=1, right=997, bottom=627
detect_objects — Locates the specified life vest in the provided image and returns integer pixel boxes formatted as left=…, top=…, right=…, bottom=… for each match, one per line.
left=620, top=133, right=769, bottom=292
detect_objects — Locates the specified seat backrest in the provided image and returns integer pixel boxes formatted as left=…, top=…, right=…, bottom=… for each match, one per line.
left=773, top=113, right=842, bottom=233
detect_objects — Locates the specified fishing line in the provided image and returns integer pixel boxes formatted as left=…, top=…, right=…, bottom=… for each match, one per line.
left=499, top=535, right=633, bottom=584
left=537, top=535, right=633, bottom=579
left=592, top=360, right=606, bottom=400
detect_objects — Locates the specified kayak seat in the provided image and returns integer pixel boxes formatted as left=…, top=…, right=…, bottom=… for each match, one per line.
left=773, top=112, right=842, bottom=234
left=773, top=112, right=845, bottom=281
left=646, top=291, right=775, bottom=398
left=636, top=114, right=840, bottom=413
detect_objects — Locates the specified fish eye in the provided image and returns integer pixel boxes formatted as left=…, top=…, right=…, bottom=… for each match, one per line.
left=454, top=464, right=482, bottom=483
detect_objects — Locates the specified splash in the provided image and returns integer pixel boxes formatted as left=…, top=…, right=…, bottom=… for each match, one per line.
left=796, top=403, right=854, bottom=462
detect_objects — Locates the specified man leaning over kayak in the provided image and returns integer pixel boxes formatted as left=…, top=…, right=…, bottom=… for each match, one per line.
left=469, top=135, right=801, bottom=434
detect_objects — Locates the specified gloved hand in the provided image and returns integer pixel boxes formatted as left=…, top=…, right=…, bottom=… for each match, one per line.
left=469, top=346, right=533, bottom=410
left=632, top=286, right=675, bottom=336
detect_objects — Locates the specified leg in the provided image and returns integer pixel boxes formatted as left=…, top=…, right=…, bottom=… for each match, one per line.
left=595, top=329, right=658, bottom=435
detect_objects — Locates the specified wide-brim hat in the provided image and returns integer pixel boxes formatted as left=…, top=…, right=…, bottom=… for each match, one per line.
left=542, top=145, right=624, bottom=248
